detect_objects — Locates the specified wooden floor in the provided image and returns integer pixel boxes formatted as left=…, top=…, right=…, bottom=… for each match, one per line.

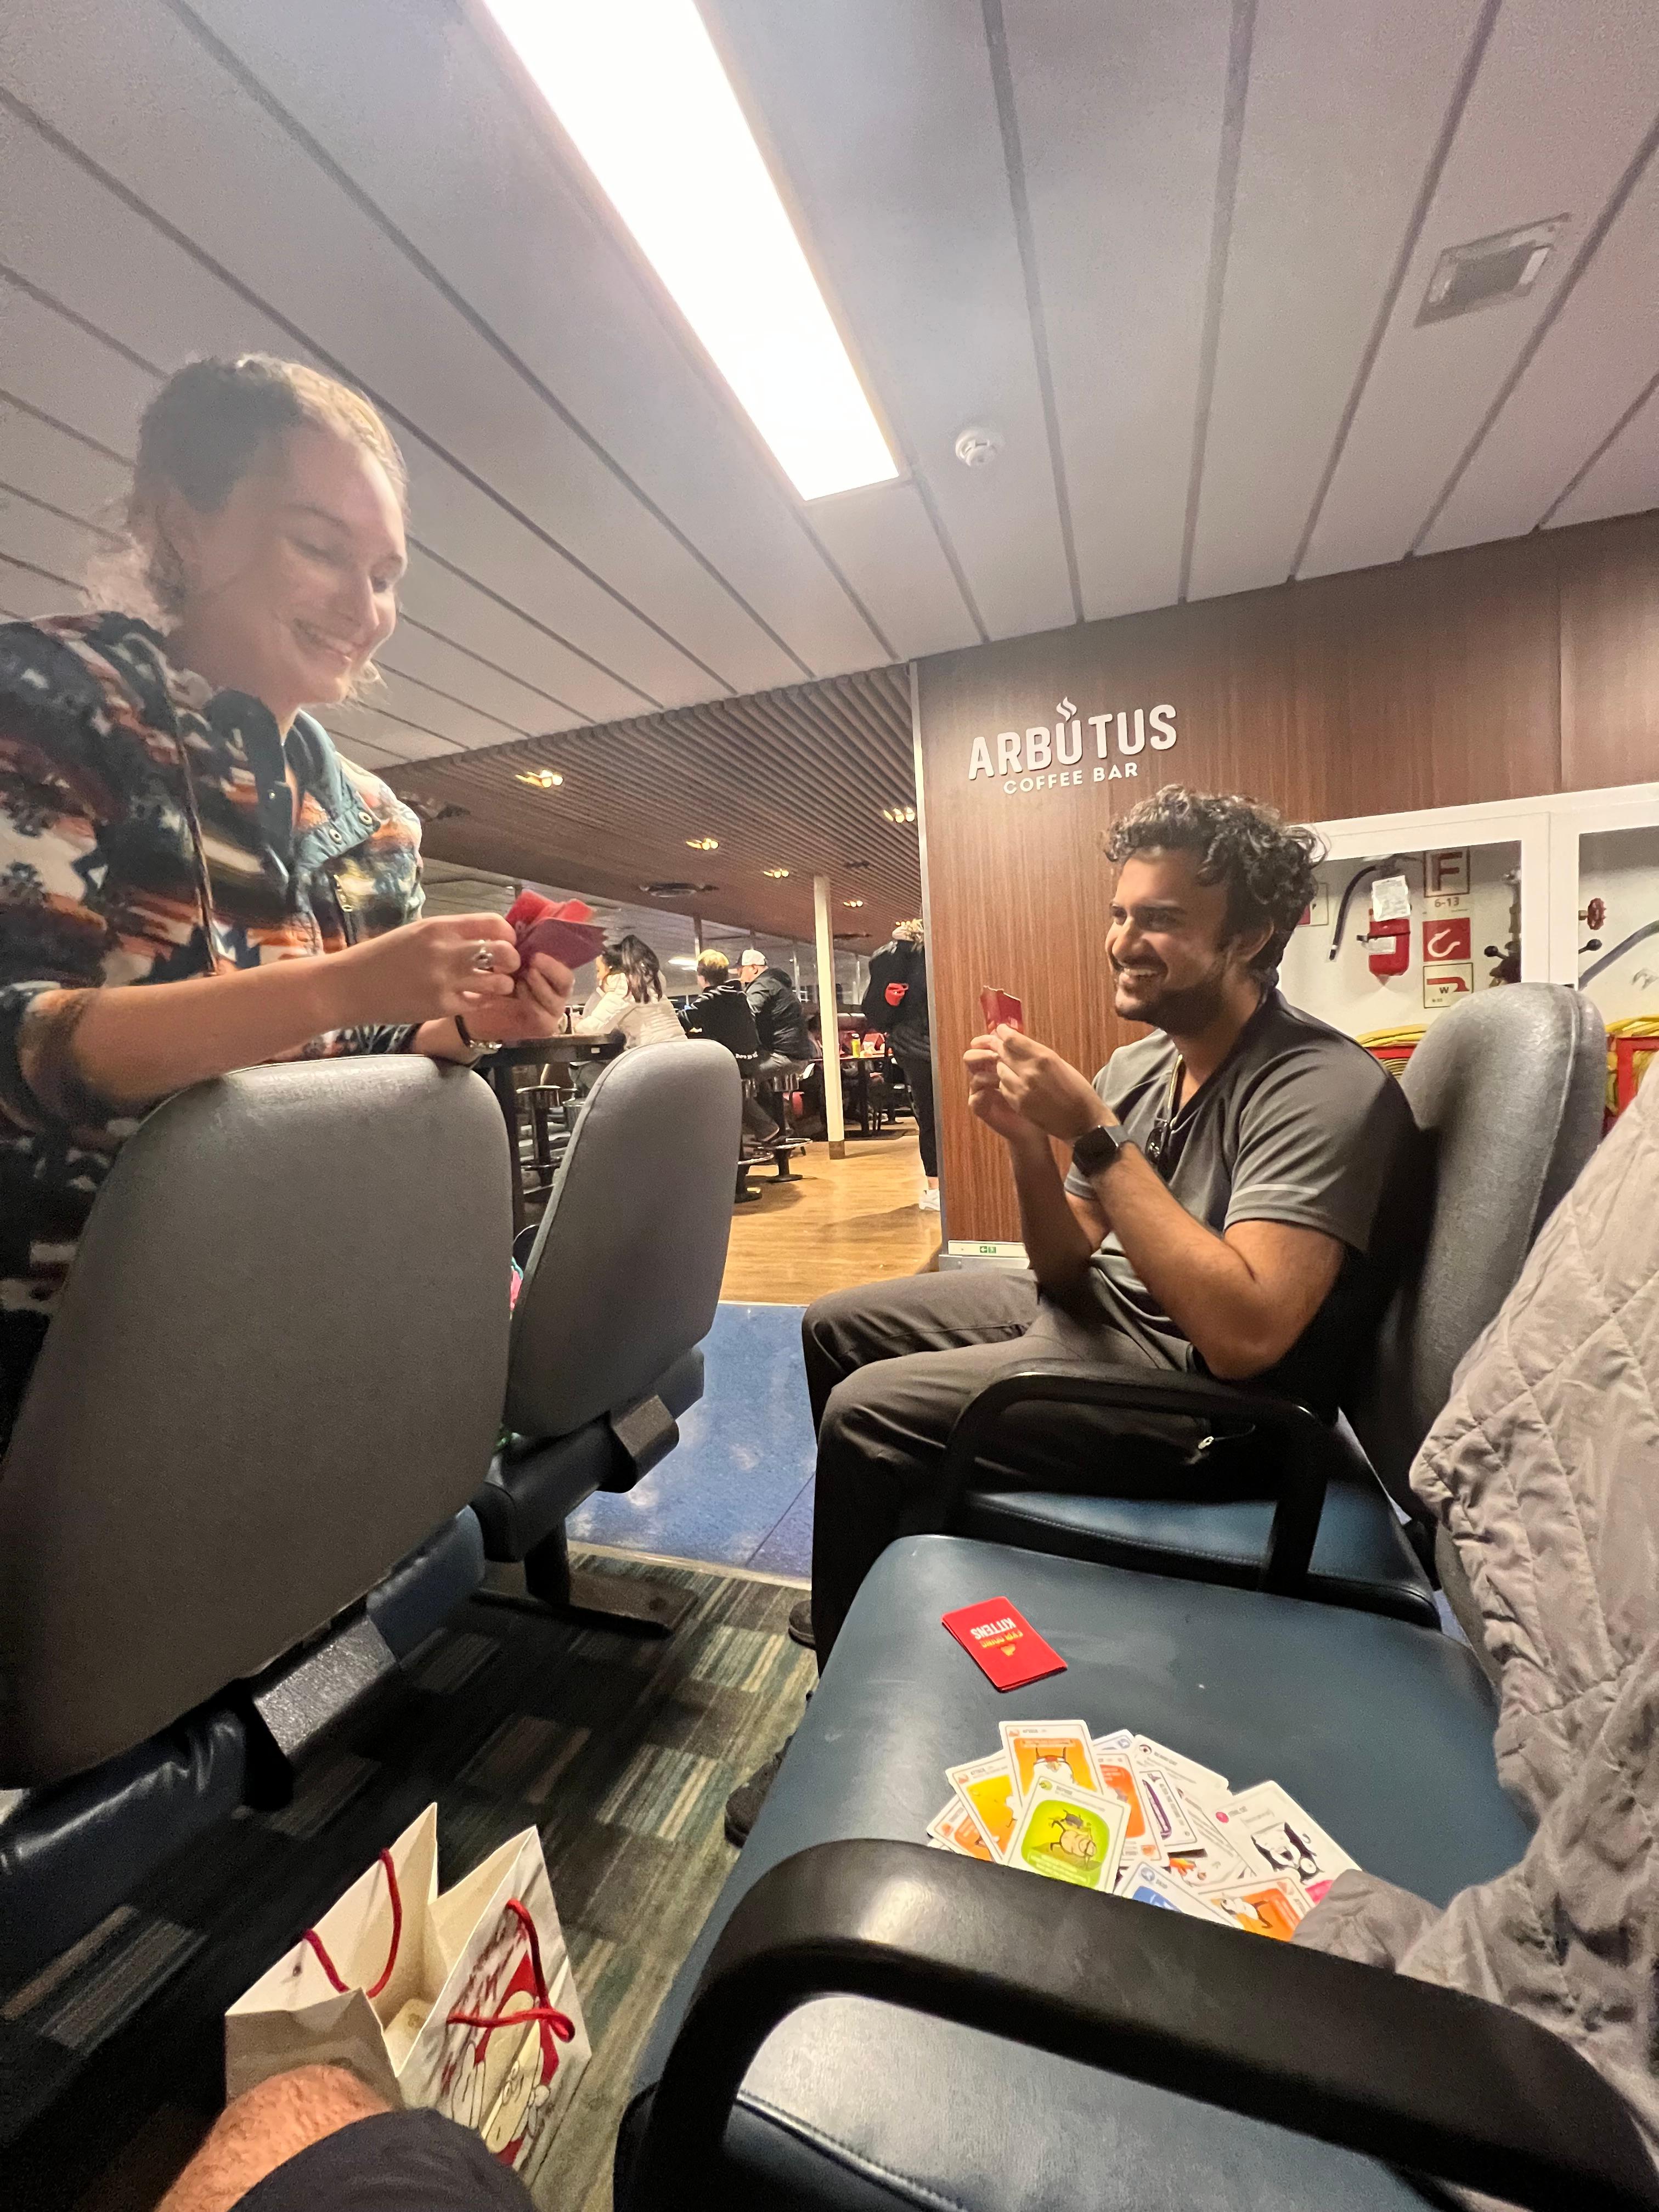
left=721, top=1128, right=940, bottom=1302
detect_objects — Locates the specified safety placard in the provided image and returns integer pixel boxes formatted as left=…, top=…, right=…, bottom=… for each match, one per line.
left=1425, top=850, right=1469, bottom=895
left=1424, top=891, right=1468, bottom=917
left=1424, top=963, right=1474, bottom=1008
left=1423, top=915, right=1472, bottom=964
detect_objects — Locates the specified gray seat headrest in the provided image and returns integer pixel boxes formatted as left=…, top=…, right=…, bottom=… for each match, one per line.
left=0, top=1059, right=511, bottom=1787
left=1346, top=983, right=1606, bottom=1503
left=507, top=1041, right=740, bottom=1440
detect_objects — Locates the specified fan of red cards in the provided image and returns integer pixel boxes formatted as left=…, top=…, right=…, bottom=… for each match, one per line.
left=505, top=891, right=607, bottom=972
left=930, top=1720, right=1359, bottom=1939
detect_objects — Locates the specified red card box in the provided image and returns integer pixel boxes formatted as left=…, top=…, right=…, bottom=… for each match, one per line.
left=941, top=1598, right=1067, bottom=1691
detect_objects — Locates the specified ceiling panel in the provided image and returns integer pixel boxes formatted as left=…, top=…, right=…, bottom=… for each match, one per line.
left=2, top=0, right=806, bottom=703
left=1418, top=153, right=1659, bottom=551
left=803, top=481, right=979, bottom=662
left=1551, top=382, right=1659, bottom=531
left=0, top=391, right=130, bottom=524
left=1301, top=0, right=1659, bottom=578
left=1005, top=0, right=1232, bottom=620
left=705, top=0, right=1074, bottom=641
left=1188, top=0, right=1487, bottom=601
left=184, top=0, right=892, bottom=684
left=376, top=618, right=571, bottom=741
left=0, top=551, right=70, bottom=620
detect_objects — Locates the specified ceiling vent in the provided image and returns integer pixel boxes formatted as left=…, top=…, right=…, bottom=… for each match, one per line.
left=403, top=794, right=470, bottom=825
left=1417, top=216, right=1567, bottom=325
left=640, top=880, right=718, bottom=898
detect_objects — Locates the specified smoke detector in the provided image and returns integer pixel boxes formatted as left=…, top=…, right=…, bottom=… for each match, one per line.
left=1417, top=216, right=1567, bottom=325
left=954, top=425, right=1002, bottom=469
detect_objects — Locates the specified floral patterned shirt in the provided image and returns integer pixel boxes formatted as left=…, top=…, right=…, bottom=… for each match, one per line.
left=0, top=610, right=426, bottom=1427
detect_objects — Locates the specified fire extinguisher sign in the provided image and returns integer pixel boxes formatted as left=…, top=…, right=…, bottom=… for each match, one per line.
left=1423, top=916, right=1472, bottom=963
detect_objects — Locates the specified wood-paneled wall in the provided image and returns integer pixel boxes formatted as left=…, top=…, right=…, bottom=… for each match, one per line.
left=916, top=509, right=1659, bottom=1242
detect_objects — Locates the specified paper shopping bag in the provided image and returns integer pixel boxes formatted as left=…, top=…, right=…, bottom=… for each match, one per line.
left=227, top=1805, right=590, bottom=2180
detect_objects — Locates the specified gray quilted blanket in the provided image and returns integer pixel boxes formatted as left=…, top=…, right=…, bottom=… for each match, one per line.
left=1296, top=1058, right=1659, bottom=2160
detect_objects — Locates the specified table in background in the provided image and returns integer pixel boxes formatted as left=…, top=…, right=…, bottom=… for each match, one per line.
left=481, top=1035, right=623, bottom=1234
left=839, top=1048, right=895, bottom=1139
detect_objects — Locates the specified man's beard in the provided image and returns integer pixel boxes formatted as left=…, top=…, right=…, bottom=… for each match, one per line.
left=1112, top=961, right=1232, bottom=1035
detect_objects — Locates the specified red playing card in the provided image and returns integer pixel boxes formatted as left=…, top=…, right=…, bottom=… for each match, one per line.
left=980, top=986, right=1025, bottom=1032
left=941, top=1598, right=1068, bottom=1691
left=506, top=891, right=606, bottom=970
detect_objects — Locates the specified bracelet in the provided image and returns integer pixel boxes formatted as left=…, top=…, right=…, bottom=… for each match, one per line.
left=453, top=1014, right=486, bottom=1060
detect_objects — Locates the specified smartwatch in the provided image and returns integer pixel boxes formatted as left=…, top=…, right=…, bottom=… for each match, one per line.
left=1070, top=1121, right=1131, bottom=1178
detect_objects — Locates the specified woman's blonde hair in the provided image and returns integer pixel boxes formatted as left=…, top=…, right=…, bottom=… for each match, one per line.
left=91, top=354, right=407, bottom=627
left=891, top=917, right=925, bottom=944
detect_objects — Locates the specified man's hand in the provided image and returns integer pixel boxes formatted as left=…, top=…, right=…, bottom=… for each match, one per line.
left=992, top=1029, right=1113, bottom=1143
left=964, top=1031, right=1042, bottom=1144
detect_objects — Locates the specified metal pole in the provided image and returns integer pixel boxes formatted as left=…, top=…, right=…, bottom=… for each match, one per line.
left=814, top=874, right=846, bottom=1158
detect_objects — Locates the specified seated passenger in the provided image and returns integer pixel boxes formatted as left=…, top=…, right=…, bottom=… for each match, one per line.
left=737, top=946, right=812, bottom=1146
left=157, top=2064, right=530, bottom=2211
left=568, top=932, right=687, bottom=1051
left=680, top=949, right=763, bottom=1058
left=0, top=354, right=571, bottom=1443
left=726, top=787, right=1419, bottom=1839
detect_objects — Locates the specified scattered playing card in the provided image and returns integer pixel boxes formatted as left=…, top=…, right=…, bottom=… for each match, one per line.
left=1130, top=1735, right=1231, bottom=1810
left=944, top=1752, right=1020, bottom=1860
left=1211, top=1781, right=1358, bottom=1905
left=927, top=1796, right=996, bottom=1864
left=1132, top=1758, right=1199, bottom=1856
left=1119, top=1865, right=1231, bottom=1921
left=1090, top=1746, right=1169, bottom=1867
left=1006, top=1779, right=1128, bottom=1893
left=1000, top=1721, right=1103, bottom=1806
left=1206, top=1878, right=1313, bottom=1941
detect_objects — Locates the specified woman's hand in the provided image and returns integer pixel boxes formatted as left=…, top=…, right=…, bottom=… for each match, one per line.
left=324, top=914, right=527, bottom=1028
left=457, top=951, right=573, bottom=1045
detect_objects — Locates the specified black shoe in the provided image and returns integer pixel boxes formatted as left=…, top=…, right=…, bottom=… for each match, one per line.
left=724, top=1740, right=791, bottom=1846
left=787, top=1598, right=816, bottom=1650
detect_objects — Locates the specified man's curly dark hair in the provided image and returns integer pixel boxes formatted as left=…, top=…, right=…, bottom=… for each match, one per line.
left=1104, top=787, right=1323, bottom=977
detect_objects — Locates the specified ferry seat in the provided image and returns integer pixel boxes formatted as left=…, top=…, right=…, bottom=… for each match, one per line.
left=952, top=984, right=1607, bottom=1624
left=0, top=1058, right=510, bottom=1983
left=470, top=1040, right=741, bottom=1634
left=614, top=1516, right=1650, bottom=2211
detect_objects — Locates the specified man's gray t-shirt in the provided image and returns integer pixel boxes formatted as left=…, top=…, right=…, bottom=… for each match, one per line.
left=1062, top=989, right=1420, bottom=1414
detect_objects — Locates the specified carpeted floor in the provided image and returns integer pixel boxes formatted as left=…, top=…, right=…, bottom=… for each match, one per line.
left=0, top=1554, right=814, bottom=2212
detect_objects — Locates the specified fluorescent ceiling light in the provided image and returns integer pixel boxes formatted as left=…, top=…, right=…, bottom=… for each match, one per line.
left=482, top=0, right=899, bottom=501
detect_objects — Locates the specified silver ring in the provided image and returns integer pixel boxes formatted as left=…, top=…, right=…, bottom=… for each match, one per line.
left=470, top=943, right=497, bottom=974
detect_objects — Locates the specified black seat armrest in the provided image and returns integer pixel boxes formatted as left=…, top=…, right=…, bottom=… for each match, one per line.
left=941, top=1362, right=1354, bottom=1594
left=629, top=1839, right=1659, bottom=2212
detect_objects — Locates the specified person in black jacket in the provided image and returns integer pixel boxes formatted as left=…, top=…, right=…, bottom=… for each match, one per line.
left=680, top=949, right=763, bottom=1059
left=864, top=919, right=936, bottom=1210
left=737, top=949, right=812, bottom=1146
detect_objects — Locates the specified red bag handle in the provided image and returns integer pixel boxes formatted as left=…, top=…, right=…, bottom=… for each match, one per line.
left=445, top=1897, right=575, bottom=2045
left=300, top=1848, right=403, bottom=2001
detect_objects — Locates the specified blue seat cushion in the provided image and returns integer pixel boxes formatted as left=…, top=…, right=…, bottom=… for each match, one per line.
left=966, top=1462, right=1437, bottom=1627
left=619, top=1534, right=1529, bottom=2212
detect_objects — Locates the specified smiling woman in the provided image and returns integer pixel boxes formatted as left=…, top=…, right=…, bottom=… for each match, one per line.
left=0, top=354, right=574, bottom=1438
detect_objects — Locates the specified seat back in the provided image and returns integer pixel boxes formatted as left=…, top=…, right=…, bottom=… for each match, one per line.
left=0, top=1059, right=510, bottom=1786
left=1345, top=984, right=1605, bottom=1505
left=506, top=1041, right=740, bottom=1440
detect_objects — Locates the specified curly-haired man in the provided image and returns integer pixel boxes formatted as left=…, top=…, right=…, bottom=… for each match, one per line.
left=726, top=787, right=1421, bottom=1843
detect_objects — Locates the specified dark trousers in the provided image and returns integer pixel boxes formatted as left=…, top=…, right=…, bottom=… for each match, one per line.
left=744, top=1053, right=808, bottom=1140
left=804, top=1269, right=1191, bottom=1660
left=894, top=1043, right=936, bottom=1177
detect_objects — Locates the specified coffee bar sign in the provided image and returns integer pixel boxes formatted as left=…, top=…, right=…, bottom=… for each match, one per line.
left=966, top=696, right=1179, bottom=798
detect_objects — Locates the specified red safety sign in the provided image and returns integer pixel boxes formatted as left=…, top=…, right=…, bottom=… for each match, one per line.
left=1423, top=916, right=1471, bottom=963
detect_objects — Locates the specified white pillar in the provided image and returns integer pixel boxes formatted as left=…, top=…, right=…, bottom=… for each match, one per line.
left=814, top=873, right=846, bottom=1157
